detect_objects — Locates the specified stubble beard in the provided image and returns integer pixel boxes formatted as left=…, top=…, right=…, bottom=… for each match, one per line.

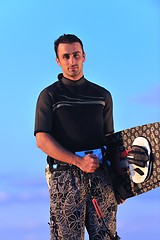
left=67, top=66, right=83, bottom=79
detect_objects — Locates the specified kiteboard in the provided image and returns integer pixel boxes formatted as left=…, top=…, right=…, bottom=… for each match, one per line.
left=105, top=122, right=160, bottom=200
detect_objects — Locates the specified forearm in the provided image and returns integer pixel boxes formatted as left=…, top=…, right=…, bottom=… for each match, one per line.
left=36, top=132, right=100, bottom=173
left=36, top=132, right=82, bottom=166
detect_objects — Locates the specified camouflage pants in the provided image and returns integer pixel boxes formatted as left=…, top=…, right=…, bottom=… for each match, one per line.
left=46, top=165, right=117, bottom=240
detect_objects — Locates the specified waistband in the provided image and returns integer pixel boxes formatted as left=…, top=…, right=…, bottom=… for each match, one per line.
left=50, top=163, right=77, bottom=172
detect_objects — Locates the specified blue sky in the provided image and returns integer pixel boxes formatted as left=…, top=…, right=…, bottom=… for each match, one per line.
left=0, top=0, right=160, bottom=239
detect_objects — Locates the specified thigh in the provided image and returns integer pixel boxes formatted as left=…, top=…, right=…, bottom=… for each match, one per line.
left=49, top=169, right=87, bottom=240
left=86, top=167, right=118, bottom=240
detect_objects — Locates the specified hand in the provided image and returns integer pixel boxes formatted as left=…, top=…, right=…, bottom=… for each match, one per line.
left=78, top=154, right=100, bottom=173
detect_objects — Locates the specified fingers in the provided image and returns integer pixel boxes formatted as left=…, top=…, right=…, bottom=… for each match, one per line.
left=80, top=154, right=100, bottom=173
left=90, top=153, right=99, bottom=162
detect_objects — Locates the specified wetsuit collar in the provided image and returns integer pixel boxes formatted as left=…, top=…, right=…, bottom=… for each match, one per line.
left=58, top=73, right=86, bottom=86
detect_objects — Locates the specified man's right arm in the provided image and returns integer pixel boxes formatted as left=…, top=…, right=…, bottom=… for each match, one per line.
left=36, top=132, right=99, bottom=173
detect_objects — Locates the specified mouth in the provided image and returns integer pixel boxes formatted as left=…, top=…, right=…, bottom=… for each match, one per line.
left=69, top=65, right=78, bottom=71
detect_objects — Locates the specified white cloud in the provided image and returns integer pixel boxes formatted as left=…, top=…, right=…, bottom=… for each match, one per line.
left=0, top=191, right=10, bottom=202
left=0, top=187, right=49, bottom=205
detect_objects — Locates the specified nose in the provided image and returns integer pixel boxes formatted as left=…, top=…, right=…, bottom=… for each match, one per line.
left=69, top=55, right=76, bottom=65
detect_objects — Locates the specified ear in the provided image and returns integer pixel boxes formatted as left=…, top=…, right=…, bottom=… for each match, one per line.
left=56, top=57, right=61, bottom=66
left=83, top=52, right=86, bottom=62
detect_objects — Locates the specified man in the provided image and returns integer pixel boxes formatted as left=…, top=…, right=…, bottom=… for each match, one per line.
left=34, top=34, right=120, bottom=240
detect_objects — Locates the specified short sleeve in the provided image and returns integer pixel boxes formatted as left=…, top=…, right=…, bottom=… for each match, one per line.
left=34, top=89, right=53, bottom=136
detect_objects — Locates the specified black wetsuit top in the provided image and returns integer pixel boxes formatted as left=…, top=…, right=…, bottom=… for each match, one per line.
left=34, top=74, right=114, bottom=152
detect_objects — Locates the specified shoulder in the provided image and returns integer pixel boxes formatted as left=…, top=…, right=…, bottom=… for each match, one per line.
left=38, top=81, right=59, bottom=101
left=85, top=79, right=112, bottom=99
left=40, top=81, right=59, bottom=94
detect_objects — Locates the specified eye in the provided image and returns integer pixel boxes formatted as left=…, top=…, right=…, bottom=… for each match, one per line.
left=73, top=52, right=80, bottom=59
left=63, top=54, right=70, bottom=59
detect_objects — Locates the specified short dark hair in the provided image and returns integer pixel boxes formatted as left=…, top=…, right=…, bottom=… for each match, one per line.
left=54, top=34, right=84, bottom=58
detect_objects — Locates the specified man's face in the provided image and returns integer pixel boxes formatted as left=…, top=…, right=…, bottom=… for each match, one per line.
left=56, top=42, right=86, bottom=80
